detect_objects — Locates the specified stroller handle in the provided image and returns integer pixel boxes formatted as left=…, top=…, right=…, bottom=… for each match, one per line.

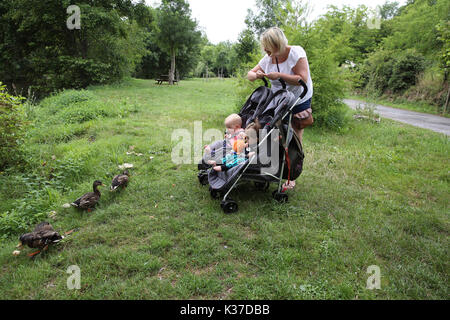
left=298, top=78, right=308, bottom=99
left=261, top=76, right=286, bottom=89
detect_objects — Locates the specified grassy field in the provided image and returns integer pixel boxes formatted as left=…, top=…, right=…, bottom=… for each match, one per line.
left=347, top=94, right=449, bottom=118
left=0, top=78, right=448, bottom=299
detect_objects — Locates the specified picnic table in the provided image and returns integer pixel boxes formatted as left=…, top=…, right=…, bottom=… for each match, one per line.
left=155, top=75, right=178, bottom=85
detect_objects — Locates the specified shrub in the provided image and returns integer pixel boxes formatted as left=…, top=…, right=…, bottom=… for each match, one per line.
left=361, top=49, right=426, bottom=95
left=388, top=50, right=426, bottom=93
left=0, top=82, right=27, bottom=170
left=403, top=66, right=447, bottom=109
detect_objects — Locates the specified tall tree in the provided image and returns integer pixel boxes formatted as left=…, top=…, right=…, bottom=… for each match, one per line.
left=155, top=0, right=201, bottom=84
left=245, top=0, right=289, bottom=35
left=234, top=29, right=259, bottom=66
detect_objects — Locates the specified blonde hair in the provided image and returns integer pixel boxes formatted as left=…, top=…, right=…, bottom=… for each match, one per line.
left=225, top=114, right=242, bottom=128
left=260, top=27, right=288, bottom=56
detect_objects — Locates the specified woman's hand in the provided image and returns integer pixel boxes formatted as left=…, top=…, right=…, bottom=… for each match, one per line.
left=255, top=70, right=266, bottom=79
left=265, top=72, right=281, bottom=80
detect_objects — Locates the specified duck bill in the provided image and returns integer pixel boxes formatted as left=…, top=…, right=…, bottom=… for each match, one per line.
left=16, top=241, right=23, bottom=249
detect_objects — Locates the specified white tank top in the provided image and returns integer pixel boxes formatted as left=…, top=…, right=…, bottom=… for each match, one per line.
left=258, top=45, right=313, bottom=104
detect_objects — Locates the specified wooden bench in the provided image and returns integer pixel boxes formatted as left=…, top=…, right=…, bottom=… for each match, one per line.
left=156, top=75, right=178, bottom=85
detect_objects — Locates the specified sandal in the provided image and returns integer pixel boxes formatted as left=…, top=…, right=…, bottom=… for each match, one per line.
left=282, top=180, right=296, bottom=190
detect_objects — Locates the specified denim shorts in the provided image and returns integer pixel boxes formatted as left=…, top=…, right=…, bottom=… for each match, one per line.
left=292, top=98, right=312, bottom=115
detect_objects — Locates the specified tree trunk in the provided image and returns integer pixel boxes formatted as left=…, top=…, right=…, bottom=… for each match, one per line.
left=169, top=48, right=176, bottom=85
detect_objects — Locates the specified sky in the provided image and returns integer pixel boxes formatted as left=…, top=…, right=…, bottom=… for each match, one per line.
left=147, top=0, right=407, bottom=44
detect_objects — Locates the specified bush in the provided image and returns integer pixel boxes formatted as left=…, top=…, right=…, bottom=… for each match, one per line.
left=403, top=66, right=448, bottom=109
left=0, top=82, right=27, bottom=170
left=308, top=50, right=350, bottom=130
left=361, top=49, right=426, bottom=95
left=388, top=50, right=426, bottom=93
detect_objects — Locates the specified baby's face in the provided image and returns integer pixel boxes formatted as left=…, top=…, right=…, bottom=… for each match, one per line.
left=226, top=124, right=241, bottom=134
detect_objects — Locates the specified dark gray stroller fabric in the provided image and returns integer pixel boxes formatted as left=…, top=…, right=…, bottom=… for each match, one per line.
left=208, top=161, right=248, bottom=191
left=240, top=86, right=272, bottom=128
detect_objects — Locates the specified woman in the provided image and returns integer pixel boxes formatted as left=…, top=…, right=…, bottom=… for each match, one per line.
left=247, top=27, right=313, bottom=190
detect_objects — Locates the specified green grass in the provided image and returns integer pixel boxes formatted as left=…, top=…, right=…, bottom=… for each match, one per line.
left=0, top=78, right=448, bottom=299
left=347, top=94, right=449, bottom=118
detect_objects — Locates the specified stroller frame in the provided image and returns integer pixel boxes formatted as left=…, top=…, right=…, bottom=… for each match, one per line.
left=199, top=78, right=308, bottom=214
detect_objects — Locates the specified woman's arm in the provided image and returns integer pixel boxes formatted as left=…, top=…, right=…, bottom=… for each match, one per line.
left=265, top=58, right=309, bottom=86
left=247, top=65, right=265, bottom=82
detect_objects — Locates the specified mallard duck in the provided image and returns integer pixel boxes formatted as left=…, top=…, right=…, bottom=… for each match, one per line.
left=71, top=180, right=104, bottom=211
left=110, top=170, right=129, bottom=191
left=16, top=222, right=63, bottom=257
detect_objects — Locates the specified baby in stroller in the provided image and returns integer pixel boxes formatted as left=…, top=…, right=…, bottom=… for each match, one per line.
left=204, top=114, right=256, bottom=171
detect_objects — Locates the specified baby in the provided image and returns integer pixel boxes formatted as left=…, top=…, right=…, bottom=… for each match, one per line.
left=204, top=113, right=244, bottom=155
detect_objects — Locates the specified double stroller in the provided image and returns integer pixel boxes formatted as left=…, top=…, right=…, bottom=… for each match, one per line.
left=197, top=78, right=308, bottom=213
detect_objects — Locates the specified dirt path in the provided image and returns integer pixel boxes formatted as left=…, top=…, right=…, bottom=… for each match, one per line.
left=343, top=99, right=450, bottom=136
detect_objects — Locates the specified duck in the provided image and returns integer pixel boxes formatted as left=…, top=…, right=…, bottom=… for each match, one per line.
left=16, top=222, right=63, bottom=257
left=110, top=170, right=130, bottom=191
left=70, top=180, right=104, bottom=211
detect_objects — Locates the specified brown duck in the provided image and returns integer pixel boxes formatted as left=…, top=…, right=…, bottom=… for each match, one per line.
left=110, top=170, right=129, bottom=191
left=17, top=222, right=63, bottom=257
left=71, top=180, right=104, bottom=211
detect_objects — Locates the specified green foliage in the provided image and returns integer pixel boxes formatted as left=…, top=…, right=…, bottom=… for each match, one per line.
left=0, top=0, right=151, bottom=96
left=307, top=51, right=350, bottom=130
left=0, top=82, right=27, bottom=170
left=362, top=49, right=426, bottom=94
left=234, top=29, right=260, bottom=68
left=382, top=0, right=450, bottom=59
left=388, top=51, right=426, bottom=92
left=245, top=0, right=292, bottom=35
left=436, top=20, right=450, bottom=70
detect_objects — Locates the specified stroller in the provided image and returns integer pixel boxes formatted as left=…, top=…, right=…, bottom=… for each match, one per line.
left=197, top=77, right=308, bottom=214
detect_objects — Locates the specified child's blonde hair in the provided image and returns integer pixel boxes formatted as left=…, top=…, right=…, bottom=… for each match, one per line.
left=225, top=114, right=242, bottom=129
left=260, top=27, right=288, bottom=56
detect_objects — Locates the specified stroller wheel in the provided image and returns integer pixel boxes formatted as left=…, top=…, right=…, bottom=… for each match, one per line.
left=209, top=187, right=221, bottom=199
left=254, top=181, right=270, bottom=191
left=198, top=171, right=209, bottom=185
left=221, top=199, right=238, bottom=214
left=272, top=190, right=288, bottom=203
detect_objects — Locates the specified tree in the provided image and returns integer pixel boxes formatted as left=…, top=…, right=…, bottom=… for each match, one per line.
left=155, top=0, right=201, bottom=84
left=379, top=1, right=400, bottom=19
left=245, top=0, right=289, bottom=35
left=0, top=0, right=151, bottom=96
left=234, top=29, right=259, bottom=67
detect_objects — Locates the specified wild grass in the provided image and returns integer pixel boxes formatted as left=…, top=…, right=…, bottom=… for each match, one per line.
left=0, top=78, right=448, bottom=299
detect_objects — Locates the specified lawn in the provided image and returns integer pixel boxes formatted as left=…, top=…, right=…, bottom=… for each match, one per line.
left=0, top=78, right=448, bottom=299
